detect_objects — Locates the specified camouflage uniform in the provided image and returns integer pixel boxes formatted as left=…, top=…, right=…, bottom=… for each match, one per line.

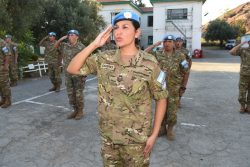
left=40, top=40, right=62, bottom=88
left=8, top=44, right=19, bottom=85
left=0, top=40, right=11, bottom=107
left=236, top=47, right=250, bottom=107
left=155, top=50, right=188, bottom=126
left=60, top=41, right=86, bottom=112
left=100, top=42, right=117, bottom=52
left=79, top=49, right=168, bottom=166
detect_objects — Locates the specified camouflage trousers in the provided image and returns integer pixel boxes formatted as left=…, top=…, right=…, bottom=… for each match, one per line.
left=0, top=69, right=11, bottom=97
left=162, top=86, right=180, bottom=126
left=9, top=61, right=18, bottom=83
left=65, top=73, right=85, bottom=110
left=48, top=63, right=62, bottom=86
left=238, top=75, right=250, bottom=105
left=101, top=138, right=149, bottom=167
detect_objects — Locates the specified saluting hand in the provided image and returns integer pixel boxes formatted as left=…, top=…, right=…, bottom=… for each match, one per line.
left=93, top=25, right=113, bottom=48
left=154, top=41, right=162, bottom=47
left=59, top=35, right=68, bottom=41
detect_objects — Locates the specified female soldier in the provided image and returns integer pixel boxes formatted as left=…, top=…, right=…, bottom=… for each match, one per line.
left=67, top=11, right=168, bottom=166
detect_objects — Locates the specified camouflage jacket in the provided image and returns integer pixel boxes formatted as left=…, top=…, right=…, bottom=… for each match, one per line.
left=178, top=47, right=192, bottom=62
left=154, top=50, right=188, bottom=88
left=40, top=40, right=60, bottom=64
left=100, top=43, right=117, bottom=52
left=236, top=47, right=250, bottom=76
left=60, top=41, right=85, bottom=73
left=0, top=41, right=11, bottom=70
left=79, top=49, right=168, bottom=145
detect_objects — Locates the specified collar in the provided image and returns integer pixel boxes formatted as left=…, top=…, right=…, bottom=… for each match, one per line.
left=115, top=49, right=143, bottom=66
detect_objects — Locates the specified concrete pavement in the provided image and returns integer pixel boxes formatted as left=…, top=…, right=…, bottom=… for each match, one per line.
left=0, top=47, right=249, bottom=167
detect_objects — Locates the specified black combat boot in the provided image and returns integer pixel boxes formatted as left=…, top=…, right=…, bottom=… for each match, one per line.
left=1, top=97, right=11, bottom=108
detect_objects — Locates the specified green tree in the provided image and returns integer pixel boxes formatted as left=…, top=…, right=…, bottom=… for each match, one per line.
left=32, top=0, right=106, bottom=45
left=205, top=19, right=239, bottom=47
left=134, top=0, right=145, bottom=7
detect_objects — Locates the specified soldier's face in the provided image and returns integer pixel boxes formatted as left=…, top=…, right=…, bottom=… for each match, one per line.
left=175, top=40, right=183, bottom=49
left=49, top=36, right=55, bottom=42
left=68, top=34, right=78, bottom=44
left=5, top=38, right=11, bottom=43
left=164, top=40, right=175, bottom=51
left=113, top=20, right=140, bottom=48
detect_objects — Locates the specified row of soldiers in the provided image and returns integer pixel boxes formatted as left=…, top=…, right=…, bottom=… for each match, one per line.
left=0, top=35, right=19, bottom=108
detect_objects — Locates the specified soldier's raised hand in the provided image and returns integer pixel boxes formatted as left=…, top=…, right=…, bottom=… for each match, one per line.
left=92, top=25, right=113, bottom=48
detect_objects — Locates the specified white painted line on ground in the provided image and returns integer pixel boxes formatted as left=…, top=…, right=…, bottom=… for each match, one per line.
left=25, top=100, right=70, bottom=110
left=181, top=122, right=206, bottom=127
left=12, top=77, right=97, bottom=105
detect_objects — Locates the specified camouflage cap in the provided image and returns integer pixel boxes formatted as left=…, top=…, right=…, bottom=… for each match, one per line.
left=112, top=10, right=140, bottom=26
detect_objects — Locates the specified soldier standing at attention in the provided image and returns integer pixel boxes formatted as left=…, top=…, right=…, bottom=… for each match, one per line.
left=67, top=11, right=168, bottom=166
left=54, top=30, right=86, bottom=120
left=39, top=32, right=62, bottom=92
left=5, top=34, right=19, bottom=87
left=175, top=37, right=192, bottom=107
left=229, top=40, right=250, bottom=114
left=145, top=35, right=189, bottom=141
left=0, top=38, right=12, bottom=108
left=100, top=36, right=117, bottom=51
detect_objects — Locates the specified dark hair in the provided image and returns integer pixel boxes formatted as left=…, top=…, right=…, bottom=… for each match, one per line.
left=114, top=19, right=140, bottom=30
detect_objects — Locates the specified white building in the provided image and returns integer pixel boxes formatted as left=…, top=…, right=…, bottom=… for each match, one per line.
left=97, top=0, right=205, bottom=52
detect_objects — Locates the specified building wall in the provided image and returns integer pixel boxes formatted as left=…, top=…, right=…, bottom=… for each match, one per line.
left=153, top=1, right=202, bottom=52
left=140, top=13, right=153, bottom=49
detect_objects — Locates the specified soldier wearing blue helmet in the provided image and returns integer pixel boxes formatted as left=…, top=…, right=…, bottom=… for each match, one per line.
left=67, top=10, right=168, bottom=166
left=54, top=30, right=86, bottom=120
left=5, top=34, right=19, bottom=87
left=175, top=36, right=192, bottom=107
left=39, top=32, right=62, bottom=93
left=230, top=39, right=250, bottom=114
left=145, top=35, right=189, bottom=141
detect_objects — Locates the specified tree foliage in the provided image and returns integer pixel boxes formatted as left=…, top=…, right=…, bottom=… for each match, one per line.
left=0, top=0, right=105, bottom=66
left=205, top=19, right=239, bottom=46
left=32, top=0, right=106, bottom=45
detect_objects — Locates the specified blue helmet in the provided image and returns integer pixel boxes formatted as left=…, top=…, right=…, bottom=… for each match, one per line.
left=5, top=34, right=12, bottom=39
left=48, top=32, right=56, bottom=36
left=163, top=35, right=175, bottom=41
left=67, top=29, right=79, bottom=36
left=176, top=36, right=184, bottom=41
left=112, top=10, right=140, bottom=26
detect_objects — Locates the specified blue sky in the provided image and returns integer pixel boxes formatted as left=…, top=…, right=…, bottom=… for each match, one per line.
left=141, top=0, right=249, bottom=25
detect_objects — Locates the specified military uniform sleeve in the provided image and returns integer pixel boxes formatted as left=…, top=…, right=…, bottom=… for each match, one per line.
left=79, top=53, right=98, bottom=76
left=148, top=63, right=168, bottom=100
left=179, top=53, right=189, bottom=73
left=2, top=43, right=11, bottom=56
left=235, top=48, right=243, bottom=56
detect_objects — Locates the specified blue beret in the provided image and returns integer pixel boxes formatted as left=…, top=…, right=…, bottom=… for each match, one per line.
left=48, top=32, right=56, bottom=36
left=68, top=29, right=79, bottom=36
left=163, top=35, right=175, bottom=41
left=112, top=10, right=140, bottom=26
left=5, top=34, right=12, bottom=39
left=176, top=37, right=184, bottom=41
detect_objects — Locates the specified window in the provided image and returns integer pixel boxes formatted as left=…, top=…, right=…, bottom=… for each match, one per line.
left=147, top=16, right=153, bottom=27
left=167, top=8, right=188, bottom=20
left=148, top=36, right=153, bottom=45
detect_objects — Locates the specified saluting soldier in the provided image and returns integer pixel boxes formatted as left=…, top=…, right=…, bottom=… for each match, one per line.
left=175, top=36, right=192, bottom=107
left=5, top=34, right=19, bottom=87
left=0, top=38, right=12, bottom=108
left=54, top=30, right=86, bottom=120
left=67, top=11, right=168, bottom=166
left=39, top=32, right=62, bottom=92
left=230, top=40, right=250, bottom=114
left=145, top=35, right=189, bottom=141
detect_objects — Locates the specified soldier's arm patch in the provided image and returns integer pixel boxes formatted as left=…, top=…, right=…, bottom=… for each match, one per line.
left=2, top=46, right=9, bottom=53
left=156, top=70, right=166, bottom=85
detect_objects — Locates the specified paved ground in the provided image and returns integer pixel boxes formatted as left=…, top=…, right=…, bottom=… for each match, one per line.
left=0, top=47, right=250, bottom=167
